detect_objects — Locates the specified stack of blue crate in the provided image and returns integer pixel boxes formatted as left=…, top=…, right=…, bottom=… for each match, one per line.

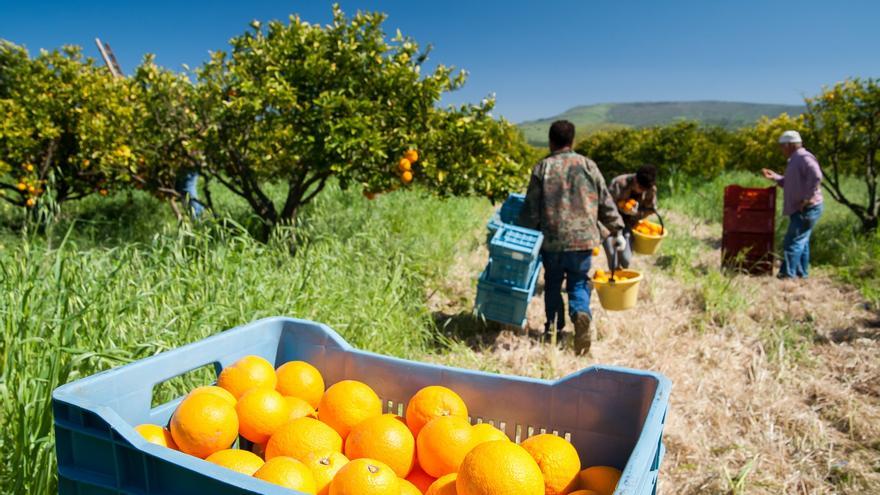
left=475, top=221, right=543, bottom=328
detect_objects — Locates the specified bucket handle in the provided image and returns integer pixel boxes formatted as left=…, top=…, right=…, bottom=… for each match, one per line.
left=644, top=208, right=665, bottom=235
left=610, top=247, right=618, bottom=285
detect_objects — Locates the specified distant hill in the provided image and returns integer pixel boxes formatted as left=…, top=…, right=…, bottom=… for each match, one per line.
left=518, top=101, right=805, bottom=146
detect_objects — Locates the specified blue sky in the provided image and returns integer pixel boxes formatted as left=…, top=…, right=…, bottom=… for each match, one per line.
left=2, top=0, right=878, bottom=123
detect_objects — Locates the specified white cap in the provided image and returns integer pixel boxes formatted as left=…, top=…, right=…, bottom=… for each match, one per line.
left=778, top=130, right=802, bottom=144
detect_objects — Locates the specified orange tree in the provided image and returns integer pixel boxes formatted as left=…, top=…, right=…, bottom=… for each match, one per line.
left=805, top=78, right=880, bottom=231
left=0, top=42, right=134, bottom=214
left=195, top=6, right=530, bottom=238
left=729, top=113, right=805, bottom=172
left=129, top=55, right=206, bottom=217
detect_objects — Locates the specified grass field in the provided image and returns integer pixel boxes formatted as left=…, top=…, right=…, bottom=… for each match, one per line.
left=0, top=172, right=877, bottom=493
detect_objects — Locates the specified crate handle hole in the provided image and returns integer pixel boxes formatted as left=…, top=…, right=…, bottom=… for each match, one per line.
left=150, top=362, right=220, bottom=409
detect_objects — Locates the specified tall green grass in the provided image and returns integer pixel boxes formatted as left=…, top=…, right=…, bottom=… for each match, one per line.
left=0, top=183, right=489, bottom=494
left=662, top=170, right=880, bottom=305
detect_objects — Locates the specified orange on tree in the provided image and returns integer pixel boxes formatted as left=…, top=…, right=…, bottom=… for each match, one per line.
left=318, top=380, right=382, bottom=439
left=189, top=385, right=237, bottom=406
left=406, top=463, right=437, bottom=493
left=254, top=456, right=318, bottom=494
left=284, top=395, right=317, bottom=421
left=577, top=466, right=621, bottom=495
left=521, top=434, right=581, bottom=495
left=404, top=149, right=419, bottom=163
left=400, top=478, right=424, bottom=495
left=266, top=416, right=343, bottom=462
left=405, top=385, right=469, bottom=437
left=426, top=473, right=458, bottom=495
left=276, top=360, right=325, bottom=408
left=471, top=423, right=508, bottom=446
left=456, top=441, right=544, bottom=495
left=416, top=415, right=475, bottom=478
left=205, top=449, right=265, bottom=476
left=169, top=393, right=238, bottom=459
left=217, top=355, right=277, bottom=399
left=399, top=158, right=412, bottom=172
left=134, top=424, right=177, bottom=450
left=345, top=414, right=415, bottom=477
left=401, top=170, right=413, bottom=184
left=236, top=388, right=291, bottom=444
left=329, top=458, right=400, bottom=495
left=303, top=451, right=349, bottom=495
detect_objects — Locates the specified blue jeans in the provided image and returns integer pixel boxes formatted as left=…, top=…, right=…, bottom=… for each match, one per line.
left=780, top=203, right=823, bottom=278
left=542, top=250, right=592, bottom=330
left=175, top=170, right=204, bottom=219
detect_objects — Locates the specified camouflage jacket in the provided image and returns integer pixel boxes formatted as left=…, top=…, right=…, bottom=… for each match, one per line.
left=517, top=150, right=624, bottom=252
left=608, top=173, right=658, bottom=229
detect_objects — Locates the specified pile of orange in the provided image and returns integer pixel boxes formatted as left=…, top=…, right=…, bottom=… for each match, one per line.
left=592, top=269, right=630, bottom=284
left=617, top=198, right=638, bottom=213
left=135, top=355, right=622, bottom=495
left=398, top=149, right=419, bottom=185
left=633, top=219, right=663, bottom=237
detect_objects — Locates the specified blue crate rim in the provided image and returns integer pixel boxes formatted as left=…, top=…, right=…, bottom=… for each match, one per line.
left=53, top=316, right=670, bottom=495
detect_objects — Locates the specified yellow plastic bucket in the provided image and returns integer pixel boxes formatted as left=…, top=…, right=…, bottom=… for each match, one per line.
left=593, top=270, right=643, bottom=311
left=632, top=228, right=668, bottom=255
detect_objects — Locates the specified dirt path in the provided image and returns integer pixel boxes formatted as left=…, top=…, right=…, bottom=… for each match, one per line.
left=424, top=213, right=880, bottom=494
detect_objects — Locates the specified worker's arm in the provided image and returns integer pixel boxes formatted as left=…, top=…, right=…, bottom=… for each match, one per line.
left=517, top=162, right=543, bottom=229
left=638, top=185, right=658, bottom=219
left=761, top=168, right=784, bottom=187
left=591, top=161, right=625, bottom=234
left=800, top=154, right=823, bottom=209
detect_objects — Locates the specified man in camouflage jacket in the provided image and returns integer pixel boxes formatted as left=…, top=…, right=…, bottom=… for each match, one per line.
left=603, top=164, right=658, bottom=269
left=518, top=120, right=626, bottom=354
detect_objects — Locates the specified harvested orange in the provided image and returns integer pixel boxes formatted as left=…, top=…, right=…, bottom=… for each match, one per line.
left=400, top=478, right=424, bottom=495
left=303, top=451, right=349, bottom=495
left=218, top=355, right=277, bottom=399
left=276, top=360, right=325, bottom=408
left=471, top=423, right=508, bottom=446
left=399, top=158, right=413, bottom=172
left=345, top=414, right=415, bottom=477
left=135, top=424, right=177, bottom=450
left=592, top=247, right=600, bottom=256
left=329, top=458, right=400, bottom=495
left=266, top=416, right=343, bottom=462
left=416, top=415, right=475, bottom=478
left=318, top=380, right=382, bottom=439
left=236, top=388, right=291, bottom=444
left=169, top=392, right=238, bottom=458
left=254, top=456, right=318, bottom=494
left=426, top=473, right=458, bottom=495
left=405, top=386, right=469, bottom=437
left=189, top=385, right=237, bottom=406
left=569, top=491, right=600, bottom=495
left=521, top=434, right=581, bottom=495
left=405, top=149, right=419, bottom=163
left=577, top=466, right=621, bottom=495
left=402, top=170, right=414, bottom=184
left=284, top=395, right=317, bottom=420
left=456, top=441, right=544, bottom=495
left=406, top=464, right=437, bottom=493
left=205, top=449, right=265, bottom=476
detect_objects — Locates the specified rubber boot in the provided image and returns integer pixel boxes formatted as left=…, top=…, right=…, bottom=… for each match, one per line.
left=574, top=312, right=592, bottom=355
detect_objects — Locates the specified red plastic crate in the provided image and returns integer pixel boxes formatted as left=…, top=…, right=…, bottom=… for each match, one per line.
left=723, top=185, right=776, bottom=211
left=722, top=208, right=775, bottom=234
left=721, top=232, right=774, bottom=274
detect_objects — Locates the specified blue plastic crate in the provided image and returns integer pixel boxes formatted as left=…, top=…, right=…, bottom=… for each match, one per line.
left=499, top=192, right=526, bottom=224
left=487, top=254, right=539, bottom=288
left=489, top=224, right=543, bottom=264
left=53, top=317, right=670, bottom=495
left=475, top=260, right=540, bottom=326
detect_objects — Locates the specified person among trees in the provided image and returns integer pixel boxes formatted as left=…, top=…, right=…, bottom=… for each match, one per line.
left=603, top=165, right=658, bottom=269
left=518, top=120, right=626, bottom=355
left=761, top=130, right=824, bottom=279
